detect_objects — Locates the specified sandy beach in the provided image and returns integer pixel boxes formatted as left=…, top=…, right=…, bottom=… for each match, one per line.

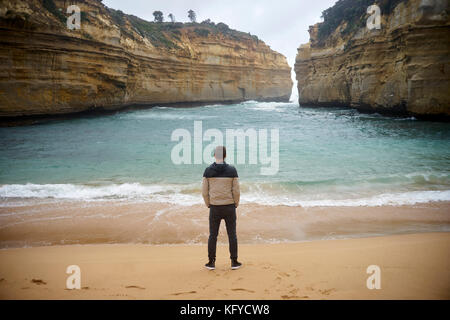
left=0, top=232, right=448, bottom=300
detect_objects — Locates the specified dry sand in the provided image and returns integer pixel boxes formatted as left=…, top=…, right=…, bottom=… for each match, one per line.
left=0, top=232, right=449, bottom=299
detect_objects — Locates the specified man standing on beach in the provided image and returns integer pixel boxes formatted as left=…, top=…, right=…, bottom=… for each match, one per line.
left=202, top=146, right=242, bottom=270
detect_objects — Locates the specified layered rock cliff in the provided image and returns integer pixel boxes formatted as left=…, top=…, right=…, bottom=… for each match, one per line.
left=0, top=0, right=292, bottom=118
left=295, top=0, right=450, bottom=119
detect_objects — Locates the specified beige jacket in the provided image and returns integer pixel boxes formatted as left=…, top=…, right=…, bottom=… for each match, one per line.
left=202, top=162, right=240, bottom=207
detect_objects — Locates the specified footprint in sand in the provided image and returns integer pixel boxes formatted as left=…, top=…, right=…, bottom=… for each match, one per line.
left=292, top=269, right=301, bottom=277
left=31, top=279, right=46, bottom=285
left=0, top=278, right=4, bottom=283
left=319, top=288, right=336, bottom=296
left=231, top=288, right=255, bottom=293
left=125, top=285, right=145, bottom=290
left=281, top=294, right=309, bottom=300
left=170, top=290, right=197, bottom=296
left=278, top=272, right=290, bottom=277
left=65, top=286, right=90, bottom=291
left=232, top=277, right=244, bottom=284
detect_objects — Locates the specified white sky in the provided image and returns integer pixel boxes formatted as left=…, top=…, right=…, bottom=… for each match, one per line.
left=102, top=0, right=338, bottom=99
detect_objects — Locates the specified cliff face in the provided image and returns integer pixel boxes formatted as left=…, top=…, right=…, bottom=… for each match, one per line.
left=295, top=0, right=450, bottom=119
left=0, top=0, right=292, bottom=118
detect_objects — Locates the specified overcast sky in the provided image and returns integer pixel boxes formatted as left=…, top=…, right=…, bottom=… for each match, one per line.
left=102, top=0, right=338, bottom=98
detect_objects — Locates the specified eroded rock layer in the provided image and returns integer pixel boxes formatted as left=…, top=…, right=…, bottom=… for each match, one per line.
left=295, top=0, right=450, bottom=119
left=0, top=0, right=292, bottom=117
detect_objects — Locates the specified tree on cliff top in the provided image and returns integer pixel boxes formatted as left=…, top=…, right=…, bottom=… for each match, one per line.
left=168, top=13, right=175, bottom=23
left=188, top=10, right=196, bottom=23
left=153, top=11, right=163, bottom=23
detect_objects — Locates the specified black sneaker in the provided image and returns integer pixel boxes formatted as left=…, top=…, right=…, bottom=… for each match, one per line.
left=205, top=260, right=215, bottom=270
left=231, top=259, right=242, bottom=270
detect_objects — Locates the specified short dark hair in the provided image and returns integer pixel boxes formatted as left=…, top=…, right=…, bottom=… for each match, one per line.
left=214, top=146, right=226, bottom=159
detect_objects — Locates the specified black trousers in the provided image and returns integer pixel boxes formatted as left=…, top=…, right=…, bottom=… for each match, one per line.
left=208, top=204, right=238, bottom=260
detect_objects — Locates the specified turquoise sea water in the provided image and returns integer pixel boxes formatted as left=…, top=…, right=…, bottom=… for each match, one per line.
left=0, top=101, right=450, bottom=207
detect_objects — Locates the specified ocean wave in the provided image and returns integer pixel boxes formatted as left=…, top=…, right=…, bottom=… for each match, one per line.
left=121, top=112, right=218, bottom=121
left=244, top=101, right=291, bottom=112
left=244, top=190, right=450, bottom=207
left=273, top=172, right=450, bottom=188
left=1, top=183, right=450, bottom=208
left=0, top=183, right=198, bottom=203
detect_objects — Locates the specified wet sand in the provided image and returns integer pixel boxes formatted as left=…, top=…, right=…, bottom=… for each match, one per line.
left=0, top=232, right=449, bottom=299
left=0, top=201, right=449, bottom=247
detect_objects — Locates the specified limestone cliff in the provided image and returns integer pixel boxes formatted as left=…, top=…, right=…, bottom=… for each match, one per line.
left=294, top=0, right=450, bottom=119
left=0, top=0, right=292, bottom=118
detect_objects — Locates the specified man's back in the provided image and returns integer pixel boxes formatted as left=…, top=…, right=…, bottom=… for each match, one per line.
left=202, top=162, right=240, bottom=208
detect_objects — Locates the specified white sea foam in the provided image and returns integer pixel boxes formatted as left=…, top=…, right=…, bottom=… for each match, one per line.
left=122, top=112, right=218, bottom=120
left=245, top=101, right=290, bottom=112
left=0, top=183, right=201, bottom=206
left=244, top=190, right=450, bottom=207
left=1, top=183, right=449, bottom=208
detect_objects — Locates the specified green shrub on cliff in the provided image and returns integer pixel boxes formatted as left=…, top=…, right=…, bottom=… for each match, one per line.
left=108, top=8, right=126, bottom=26
left=43, top=0, right=66, bottom=23
left=129, top=18, right=180, bottom=48
left=201, top=19, right=215, bottom=26
left=317, top=0, right=406, bottom=45
left=107, top=8, right=258, bottom=48
left=194, top=28, right=210, bottom=37
left=216, top=22, right=230, bottom=32
left=108, top=8, right=182, bottom=48
left=203, top=21, right=258, bottom=42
